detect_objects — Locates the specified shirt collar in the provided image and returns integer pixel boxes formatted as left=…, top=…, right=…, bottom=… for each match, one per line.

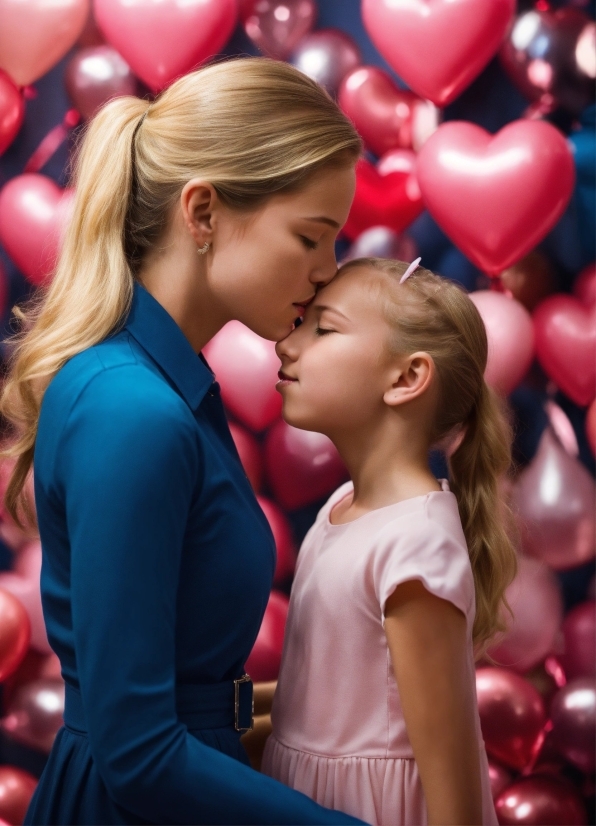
left=125, top=282, right=214, bottom=411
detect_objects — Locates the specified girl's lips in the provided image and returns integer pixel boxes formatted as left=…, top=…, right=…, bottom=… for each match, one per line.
left=276, top=370, right=297, bottom=388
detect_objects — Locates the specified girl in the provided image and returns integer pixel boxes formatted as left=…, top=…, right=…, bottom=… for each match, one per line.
left=262, top=257, right=518, bottom=826
left=0, top=58, right=368, bottom=825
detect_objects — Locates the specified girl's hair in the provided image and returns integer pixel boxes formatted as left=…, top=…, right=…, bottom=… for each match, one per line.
left=1, top=57, right=362, bottom=527
left=339, top=257, right=518, bottom=661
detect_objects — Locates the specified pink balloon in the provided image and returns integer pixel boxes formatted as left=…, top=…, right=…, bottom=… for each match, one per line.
left=241, top=0, right=317, bottom=61
left=513, top=427, right=595, bottom=570
left=0, top=258, right=8, bottom=318
left=0, top=571, right=51, bottom=655
left=204, top=321, right=282, bottom=433
left=228, top=422, right=263, bottom=493
left=0, top=766, right=38, bottom=826
left=342, top=226, right=418, bottom=265
left=495, top=775, right=588, bottom=825
left=13, top=540, right=41, bottom=581
left=558, top=601, right=595, bottom=680
left=0, top=70, right=23, bottom=156
left=257, top=496, right=296, bottom=585
left=586, top=398, right=596, bottom=456
left=545, top=400, right=579, bottom=458
left=1, top=677, right=64, bottom=754
left=0, top=175, right=74, bottom=287
left=416, top=120, right=575, bottom=275
left=339, top=65, right=439, bottom=157
left=469, top=290, right=534, bottom=395
left=488, top=760, right=513, bottom=801
left=487, top=556, right=563, bottom=673
left=291, top=28, right=362, bottom=98
left=65, top=45, right=138, bottom=121
left=95, top=0, right=237, bottom=92
left=533, top=294, right=596, bottom=407
left=0, top=588, right=30, bottom=683
left=573, top=262, right=596, bottom=308
left=264, top=419, right=347, bottom=510
left=550, top=677, right=595, bottom=773
left=245, top=590, right=288, bottom=682
left=362, top=0, right=515, bottom=107
left=0, top=0, right=89, bottom=87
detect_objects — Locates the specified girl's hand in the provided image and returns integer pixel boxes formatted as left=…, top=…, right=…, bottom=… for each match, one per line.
left=240, top=681, right=277, bottom=772
left=384, top=580, right=483, bottom=826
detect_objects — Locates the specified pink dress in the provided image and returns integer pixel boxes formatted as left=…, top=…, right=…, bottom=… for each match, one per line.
left=261, top=479, right=499, bottom=826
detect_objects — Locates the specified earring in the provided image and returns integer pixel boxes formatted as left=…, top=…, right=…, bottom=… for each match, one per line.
left=197, top=242, right=210, bottom=255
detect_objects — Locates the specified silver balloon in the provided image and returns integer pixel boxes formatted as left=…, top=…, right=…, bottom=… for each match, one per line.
left=1, top=677, right=65, bottom=753
left=291, top=28, right=361, bottom=97
left=341, top=226, right=418, bottom=264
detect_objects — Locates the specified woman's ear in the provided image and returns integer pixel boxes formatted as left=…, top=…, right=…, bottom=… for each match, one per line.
left=180, top=179, right=218, bottom=247
left=383, top=352, right=435, bottom=408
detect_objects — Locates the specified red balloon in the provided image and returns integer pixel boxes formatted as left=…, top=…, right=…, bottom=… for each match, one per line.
left=495, top=775, right=588, bottom=825
left=95, top=0, right=237, bottom=92
left=0, top=71, right=23, bottom=157
left=1, top=677, right=65, bottom=754
left=0, top=569, right=51, bottom=655
left=241, top=0, right=317, bottom=61
left=257, top=497, right=296, bottom=585
left=2, top=649, right=61, bottom=712
left=476, top=667, right=547, bottom=771
left=586, top=398, right=596, bottom=456
left=338, top=65, right=439, bottom=157
left=228, top=422, right=263, bottom=493
left=264, top=419, right=347, bottom=510
left=245, top=590, right=288, bottom=682
left=468, top=291, right=535, bottom=395
left=0, top=766, right=38, bottom=826
left=65, top=45, right=138, bottom=121
left=533, top=294, right=596, bottom=407
left=573, top=262, right=596, bottom=308
left=204, top=321, right=282, bottom=433
left=362, top=0, right=515, bottom=107
left=0, top=588, right=30, bottom=683
left=342, top=153, right=424, bottom=242
left=417, top=119, right=575, bottom=275
left=559, top=601, right=596, bottom=681
left=488, top=760, right=513, bottom=801
left=500, top=251, right=556, bottom=312
left=550, top=677, right=595, bottom=773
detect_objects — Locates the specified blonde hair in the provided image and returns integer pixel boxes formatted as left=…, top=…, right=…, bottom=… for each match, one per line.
left=339, top=257, right=518, bottom=660
left=1, top=57, right=362, bottom=527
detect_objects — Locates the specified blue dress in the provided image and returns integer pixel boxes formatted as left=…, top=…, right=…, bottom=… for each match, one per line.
left=25, top=283, right=364, bottom=825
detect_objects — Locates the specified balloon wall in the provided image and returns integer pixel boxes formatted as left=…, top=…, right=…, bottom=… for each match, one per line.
left=0, top=1, right=593, bottom=823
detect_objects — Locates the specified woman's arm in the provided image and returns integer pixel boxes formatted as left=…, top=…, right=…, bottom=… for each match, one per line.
left=384, top=579, right=483, bottom=826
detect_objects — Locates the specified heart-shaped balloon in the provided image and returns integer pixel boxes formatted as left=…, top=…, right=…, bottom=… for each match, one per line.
left=362, top=0, right=515, bottom=107
left=416, top=120, right=575, bottom=275
left=0, top=175, right=74, bottom=287
left=65, top=45, right=138, bottom=121
left=533, top=294, right=596, bottom=406
left=0, top=71, right=23, bottom=157
left=264, top=419, right=347, bottom=510
left=500, top=251, right=556, bottom=312
left=257, top=497, right=296, bottom=585
left=342, top=152, right=424, bottom=242
left=95, top=0, right=237, bottom=92
left=204, top=321, right=282, bottom=433
left=339, top=66, right=439, bottom=157
left=0, top=0, right=89, bottom=87
left=573, top=262, right=596, bottom=308
left=241, top=0, right=317, bottom=61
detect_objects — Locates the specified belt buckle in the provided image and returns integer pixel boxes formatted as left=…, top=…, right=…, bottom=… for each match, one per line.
left=234, top=673, right=254, bottom=732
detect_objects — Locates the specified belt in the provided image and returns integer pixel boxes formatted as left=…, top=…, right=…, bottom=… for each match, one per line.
left=64, top=675, right=254, bottom=734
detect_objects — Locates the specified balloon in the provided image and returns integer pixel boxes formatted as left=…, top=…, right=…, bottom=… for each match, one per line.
left=545, top=400, right=579, bottom=458
left=257, top=497, right=296, bottom=585
left=94, top=0, right=237, bottom=92
left=574, top=262, right=596, bottom=308
left=525, top=660, right=564, bottom=708
left=264, top=419, right=347, bottom=510
left=533, top=294, right=596, bottom=407
left=342, top=226, right=418, bottom=265
left=2, top=649, right=61, bottom=711
left=416, top=120, right=575, bottom=275
left=0, top=70, right=23, bottom=157
left=468, top=291, right=534, bottom=395
left=500, top=8, right=596, bottom=117
left=361, top=0, right=515, bottom=107
left=488, top=760, right=513, bottom=801
left=0, top=571, right=51, bottom=655
left=338, top=66, right=439, bottom=157
left=1, top=677, right=64, bottom=754
left=0, top=766, right=38, bottom=826
left=241, top=0, right=317, bottom=61
left=558, top=600, right=596, bottom=680
left=0, top=588, right=30, bottom=682
left=291, top=28, right=362, bottom=97
left=494, top=775, right=588, bottom=825
left=0, top=258, right=8, bottom=319
left=204, top=321, right=282, bottom=433
left=550, top=677, right=596, bottom=773
left=77, top=7, right=105, bottom=47
left=476, top=667, right=547, bottom=770
left=500, top=251, right=556, bottom=312
left=586, top=398, right=596, bottom=455
left=228, top=422, right=263, bottom=493
left=245, top=590, right=288, bottom=682
left=342, top=153, right=424, bottom=242
left=513, top=427, right=596, bottom=570
left=65, top=45, right=138, bottom=121
left=487, top=556, right=563, bottom=673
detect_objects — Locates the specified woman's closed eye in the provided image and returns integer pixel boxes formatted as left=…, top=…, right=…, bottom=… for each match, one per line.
left=300, top=236, right=319, bottom=250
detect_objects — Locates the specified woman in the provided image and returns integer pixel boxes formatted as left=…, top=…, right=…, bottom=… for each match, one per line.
left=0, top=58, right=364, bottom=825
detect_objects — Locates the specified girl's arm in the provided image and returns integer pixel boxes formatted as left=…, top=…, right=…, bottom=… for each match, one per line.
left=384, top=579, right=483, bottom=826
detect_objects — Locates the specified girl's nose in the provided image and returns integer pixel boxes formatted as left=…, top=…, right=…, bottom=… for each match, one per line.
left=275, top=324, right=302, bottom=361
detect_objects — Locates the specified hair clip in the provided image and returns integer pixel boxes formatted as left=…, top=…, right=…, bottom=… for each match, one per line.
left=399, top=256, right=422, bottom=284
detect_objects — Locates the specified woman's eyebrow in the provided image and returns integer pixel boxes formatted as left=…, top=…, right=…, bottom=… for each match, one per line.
left=304, top=216, right=341, bottom=228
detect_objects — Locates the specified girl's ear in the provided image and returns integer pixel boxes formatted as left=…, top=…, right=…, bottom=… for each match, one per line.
left=383, top=352, right=435, bottom=408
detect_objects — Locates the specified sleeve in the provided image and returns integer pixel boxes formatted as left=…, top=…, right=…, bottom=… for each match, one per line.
left=59, top=366, right=366, bottom=826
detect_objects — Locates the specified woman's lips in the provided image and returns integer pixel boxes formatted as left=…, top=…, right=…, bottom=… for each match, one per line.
left=292, top=304, right=307, bottom=318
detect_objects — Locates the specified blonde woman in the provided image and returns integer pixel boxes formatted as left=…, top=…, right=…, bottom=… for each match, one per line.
left=0, top=58, right=366, bottom=825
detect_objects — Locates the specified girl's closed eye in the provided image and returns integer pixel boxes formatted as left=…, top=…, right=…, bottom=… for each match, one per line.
left=314, top=326, right=334, bottom=336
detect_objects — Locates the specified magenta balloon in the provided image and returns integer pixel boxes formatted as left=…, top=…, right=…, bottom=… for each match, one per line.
left=362, top=0, right=515, bottom=107
left=468, top=291, right=534, bottom=395
left=487, top=556, right=563, bottom=673
left=245, top=590, right=288, bottom=682
left=0, top=571, right=51, bottom=655
left=550, top=677, right=596, bottom=773
left=264, top=419, right=347, bottom=510
left=495, top=775, right=588, bottom=825
left=65, top=45, right=138, bottom=121
left=513, top=428, right=596, bottom=570
left=291, top=28, right=362, bottom=97
left=342, top=226, right=418, bottom=265
left=228, top=422, right=263, bottom=493
left=203, top=321, right=282, bottom=433
left=587, top=399, right=596, bottom=457
left=417, top=120, right=575, bottom=275
left=241, top=0, right=317, bottom=61
left=0, top=70, right=23, bottom=157
left=573, top=262, right=596, bottom=308
left=257, top=497, right=296, bottom=585
left=1, top=678, right=64, bottom=754
left=488, top=761, right=513, bottom=801
left=559, top=601, right=596, bottom=680
left=94, top=0, right=237, bottom=92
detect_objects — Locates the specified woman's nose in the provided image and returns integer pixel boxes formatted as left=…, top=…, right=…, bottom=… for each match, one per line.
left=310, top=251, right=338, bottom=289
